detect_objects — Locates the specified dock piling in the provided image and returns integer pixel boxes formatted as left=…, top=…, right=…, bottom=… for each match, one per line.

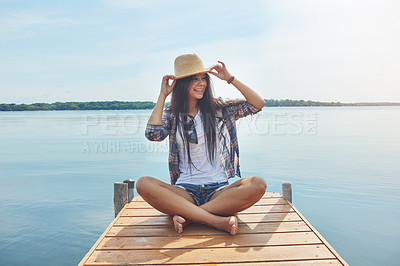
left=123, top=179, right=135, bottom=202
left=114, top=182, right=128, bottom=217
left=282, top=183, right=292, bottom=203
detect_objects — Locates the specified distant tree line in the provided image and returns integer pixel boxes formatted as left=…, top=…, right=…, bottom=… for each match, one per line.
left=1, top=99, right=399, bottom=111
left=264, top=99, right=341, bottom=107
left=0, top=101, right=156, bottom=111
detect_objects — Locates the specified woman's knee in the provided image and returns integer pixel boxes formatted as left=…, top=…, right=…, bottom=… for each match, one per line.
left=248, top=176, right=267, bottom=196
left=136, top=176, right=156, bottom=196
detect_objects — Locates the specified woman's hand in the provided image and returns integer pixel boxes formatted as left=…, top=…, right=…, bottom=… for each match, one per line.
left=160, top=75, right=176, bottom=98
left=209, top=61, right=232, bottom=81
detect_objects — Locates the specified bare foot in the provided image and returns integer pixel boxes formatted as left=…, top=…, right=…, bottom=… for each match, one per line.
left=214, top=216, right=238, bottom=235
left=228, top=216, right=238, bottom=235
left=173, top=215, right=186, bottom=234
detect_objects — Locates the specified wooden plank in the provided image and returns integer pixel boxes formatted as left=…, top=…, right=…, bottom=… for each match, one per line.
left=204, top=261, right=342, bottom=265
left=127, top=197, right=288, bottom=208
left=167, top=260, right=343, bottom=265
left=78, top=203, right=129, bottom=266
left=97, top=232, right=322, bottom=250
left=114, top=212, right=302, bottom=226
left=107, top=221, right=311, bottom=237
left=120, top=204, right=294, bottom=216
left=85, top=245, right=336, bottom=265
left=83, top=260, right=342, bottom=266
left=286, top=200, right=348, bottom=266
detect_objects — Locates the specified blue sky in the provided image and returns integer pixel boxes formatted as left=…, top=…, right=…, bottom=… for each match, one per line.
left=1, top=0, right=399, bottom=104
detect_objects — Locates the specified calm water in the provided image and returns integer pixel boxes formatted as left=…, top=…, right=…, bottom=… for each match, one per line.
left=0, top=107, right=399, bottom=265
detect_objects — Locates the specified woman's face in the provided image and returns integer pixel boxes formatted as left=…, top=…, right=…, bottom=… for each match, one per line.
left=187, top=73, right=207, bottom=101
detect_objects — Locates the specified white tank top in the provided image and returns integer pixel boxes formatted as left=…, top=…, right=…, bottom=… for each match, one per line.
left=175, top=111, right=227, bottom=185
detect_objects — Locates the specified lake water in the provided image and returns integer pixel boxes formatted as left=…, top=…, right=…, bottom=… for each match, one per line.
left=0, top=107, right=399, bottom=265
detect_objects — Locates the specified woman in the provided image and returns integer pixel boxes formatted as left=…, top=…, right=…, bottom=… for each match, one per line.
left=136, top=54, right=266, bottom=235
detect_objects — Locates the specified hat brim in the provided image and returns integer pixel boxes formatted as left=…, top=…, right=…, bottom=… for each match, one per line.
left=173, top=68, right=210, bottom=80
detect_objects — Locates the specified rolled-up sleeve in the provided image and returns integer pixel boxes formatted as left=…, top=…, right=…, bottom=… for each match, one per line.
left=227, top=101, right=263, bottom=121
left=145, top=112, right=172, bottom=141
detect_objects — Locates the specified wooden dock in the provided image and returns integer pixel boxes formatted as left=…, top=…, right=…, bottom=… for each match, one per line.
left=79, top=191, right=348, bottom=265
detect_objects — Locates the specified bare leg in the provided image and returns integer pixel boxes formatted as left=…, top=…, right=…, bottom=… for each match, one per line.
left=136, top=176, right=238, bottom=235
left=201, top=176, right=267, bottom=216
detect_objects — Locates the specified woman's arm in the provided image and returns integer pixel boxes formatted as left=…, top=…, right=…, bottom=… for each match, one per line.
left=145, top=75, right=176, bottom=142
left=147, top=75, right=176, bottom=125
left=209, top=61, right=265, bottom=109
left=230, top=78, right=265, bottom=109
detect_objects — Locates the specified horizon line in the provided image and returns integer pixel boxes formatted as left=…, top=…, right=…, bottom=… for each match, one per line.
left=2, top=99, right=400, bottom=105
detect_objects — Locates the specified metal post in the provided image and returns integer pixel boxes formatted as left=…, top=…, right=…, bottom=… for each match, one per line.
left=114, top=182, right=128, bottom=217
left=123, top=179, right=135, bottom=202
left=282, top=183, right=292, bottom=203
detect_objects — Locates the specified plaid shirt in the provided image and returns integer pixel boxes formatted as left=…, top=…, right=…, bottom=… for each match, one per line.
left=145, top=101, right=262, bottom=185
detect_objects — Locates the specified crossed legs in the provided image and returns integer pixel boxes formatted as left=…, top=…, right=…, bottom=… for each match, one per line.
left=135, top=176, right=267, bottom=235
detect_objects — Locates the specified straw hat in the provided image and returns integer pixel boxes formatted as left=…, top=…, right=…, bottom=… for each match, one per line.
left=174, top=53, right=210, bottom=79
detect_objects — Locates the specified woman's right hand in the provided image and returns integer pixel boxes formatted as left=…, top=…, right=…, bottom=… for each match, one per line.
left=160, top=75, right=176, bottom=97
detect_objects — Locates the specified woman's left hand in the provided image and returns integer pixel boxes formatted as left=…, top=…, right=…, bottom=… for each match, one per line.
left=209, top=61, right=232, bottom=81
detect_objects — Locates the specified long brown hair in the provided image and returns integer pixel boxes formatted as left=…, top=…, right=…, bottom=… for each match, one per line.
left=168, top=74, right=245, bottom=170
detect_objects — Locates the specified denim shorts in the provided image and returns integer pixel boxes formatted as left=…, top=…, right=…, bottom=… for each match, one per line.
left=175, top=181, right=229, bottom=206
